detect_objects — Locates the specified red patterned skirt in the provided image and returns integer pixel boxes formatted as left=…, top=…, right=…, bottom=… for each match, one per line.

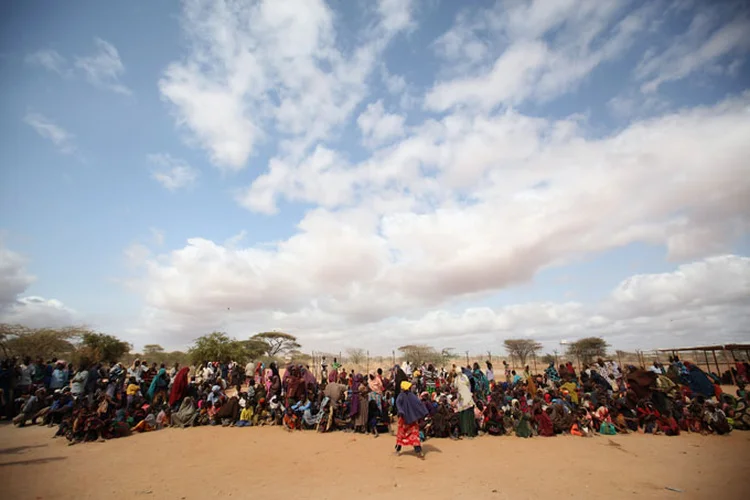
left=396, top=416, right=421, bottom=447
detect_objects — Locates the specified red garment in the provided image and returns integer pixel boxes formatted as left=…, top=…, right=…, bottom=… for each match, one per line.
left=396, top=416, right=421, bottom=447
left=535, top=411, right=554, bottom=436
left=658, top=415, right=680, bottom=436
left=169, top=367, right=190, bottom=406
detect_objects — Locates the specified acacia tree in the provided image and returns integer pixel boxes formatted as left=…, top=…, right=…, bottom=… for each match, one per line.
left=188, top=332, right=266, bottom=365
left=567, top=337, right=609, bottom=364
left=143, top=344, right=165, bottom=356
left=398, top=344, right=441, bottom=366
left=251, top=332, right=301, bottom=357
left=503, top=339, right=542, bottom=367
left=0, top=324, right=80, bottom=360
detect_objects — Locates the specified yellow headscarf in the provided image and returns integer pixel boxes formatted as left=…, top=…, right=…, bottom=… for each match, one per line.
left=400, top=380, right=412, bottom=391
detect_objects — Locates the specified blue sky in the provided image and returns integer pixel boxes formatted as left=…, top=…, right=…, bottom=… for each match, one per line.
left=1, top=0, right=749, bottom=355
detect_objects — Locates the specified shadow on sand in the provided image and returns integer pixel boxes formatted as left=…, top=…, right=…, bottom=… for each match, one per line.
left=0, top=456, right=67, bottom=467
left=0, top=444, right=49, bottom=455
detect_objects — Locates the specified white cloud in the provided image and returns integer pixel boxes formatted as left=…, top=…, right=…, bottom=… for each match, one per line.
left=381, top=64, right=406, bottom=94
left=425, top=1, right=653, bottom=111
left=637, top=6, right=750, bottom=92
left=608, top=255, right=750, bottom=318
left=25, top=49, right=67, bottom=74
left=159, top=0, right=414, bottom=172
left=74, top=38, right=131, bottom=95
left=377, top=0, right=415, bottom=35
left=1, top=296, right=77, bottom=329
left=148, top=153, right=199, bottom=191
left=357, top=100, right=406, bottom=148
left=0, top=243, right=76, bottom=328
left=236, top=146, right=359, bottom=214
left=23, top=113, right=75, bottom=154
left=0, top=244, right=35, bottom=310
left=129, top=92, right=750, bottom=350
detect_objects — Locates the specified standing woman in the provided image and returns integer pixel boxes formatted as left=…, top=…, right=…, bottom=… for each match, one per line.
left=392, top=364, right=408, bottom=416
left=268, top=362, right=282, bottom=400
left=453, top=366, right=477, bottom=437
left=395, top=381, right=428, bottom=459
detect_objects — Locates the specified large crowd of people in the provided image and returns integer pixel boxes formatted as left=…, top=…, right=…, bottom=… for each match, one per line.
left=1, top=353, right=748, bottom=455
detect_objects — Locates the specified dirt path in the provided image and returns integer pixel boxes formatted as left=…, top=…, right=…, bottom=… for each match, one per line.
left=1, top=423, right=748, bottom=500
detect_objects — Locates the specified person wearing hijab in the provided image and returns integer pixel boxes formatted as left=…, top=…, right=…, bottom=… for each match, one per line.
left=352, top=374, right=369, bottom=433
left=395, top=381, right=427, bottom=459
left=169, top=367, right=190, bottom=407
left=453, top=366, right=477, bottom=437
left=147, top=368, right=167, bottom=401
left=392, top=365, right=408, bottom=416
left=171, top=396, right=198, bottom=427
left=485, top=361, right=494, bottom=386
left=269, top=363, right=281, bottom=399
left=473, top=362, right=489, bottom=401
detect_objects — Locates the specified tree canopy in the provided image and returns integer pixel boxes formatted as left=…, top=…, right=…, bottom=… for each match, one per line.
left=79, top=332, right=132, bottom=364
left=398, top=344, right=442, bottom=366
left=567, top=337, right=609, bottom=364
left=0, top=324, right=131, bottom=365
left=188, top=332, right=266, bottom=365
left=503, top=339, right=542, bottom=367
left=251, top=331, right=301, bottom=357
left=143, top=344, right=165, bottom=355
left=0, top=324, right=80, bottom=360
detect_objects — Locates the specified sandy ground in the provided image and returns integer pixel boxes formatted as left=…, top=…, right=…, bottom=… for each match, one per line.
left=1, top=423, right=748, bottom=500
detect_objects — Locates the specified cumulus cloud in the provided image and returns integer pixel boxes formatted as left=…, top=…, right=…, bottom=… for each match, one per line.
left=128, top=250, right=750, bottom=351
left=1, top=297, right=77, bottom=329
left=113, top=1, right=750, bottom=351
left=0, top=243, right=76, bottom=328
left=159, top=0, right=414, bottom=171
left=0, top=244, right=35, bottom=310
left=23, top=113, right=75, bottom=154
left=148, top=153, right=199, bottom=191
left=126, top=87, right=750, bottom=350
left=357, top=100, right=406, bottom=148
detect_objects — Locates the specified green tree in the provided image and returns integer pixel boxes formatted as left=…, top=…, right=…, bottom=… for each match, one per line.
left=143, top=344, right=165, bottom=356
left=251, top=331, right=301, bottom=357
left=0, top=324, right=81, bottom=360
left=79, top=332, right=132, bottom=364
left=567, top=337, right=609, bottom=364
left=188, top=332, right=265, bottom=365
left=503, top=339, right=542, bottom=367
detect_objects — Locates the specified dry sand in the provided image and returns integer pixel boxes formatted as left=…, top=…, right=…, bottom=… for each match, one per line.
left=1, top=423, right=749, bottom=500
